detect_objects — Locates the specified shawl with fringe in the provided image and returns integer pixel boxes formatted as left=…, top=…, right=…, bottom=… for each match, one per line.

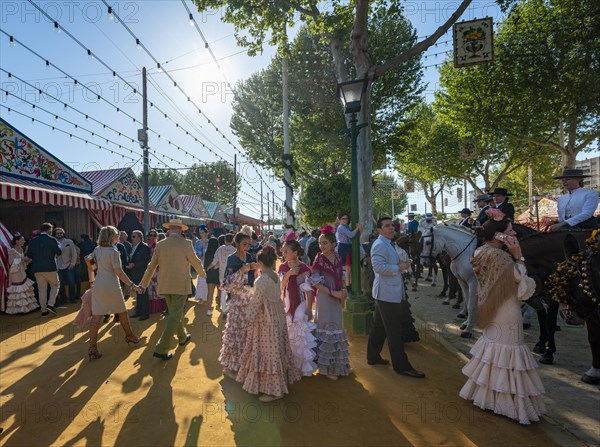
left=471, top=244, right=534, bottom=328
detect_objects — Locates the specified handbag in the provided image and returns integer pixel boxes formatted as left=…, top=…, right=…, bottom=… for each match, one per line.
left=195, top=275, right=208, bottom=301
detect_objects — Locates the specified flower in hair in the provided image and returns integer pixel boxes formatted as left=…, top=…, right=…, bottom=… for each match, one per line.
left=321, top=225, right=335, bottom=235
left=485, top=208, right=505, bottom=221
left=284, top=231, right=297, bottom=242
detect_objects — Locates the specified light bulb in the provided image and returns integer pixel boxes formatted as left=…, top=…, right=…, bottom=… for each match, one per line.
left=189, top=13, right=194, bottom=26
left=205, top=42, right=209, bottom=53
left=107, top=6, right=114, bottom=20
left=9, top=36, right=15, bottom=47
left=87, top=49, right=93, bottom=60
left=45, top=60, right=50, bottom=70
left=54, top=21, right=60, bottom=32
left=136, top=38, right=141, bottom=49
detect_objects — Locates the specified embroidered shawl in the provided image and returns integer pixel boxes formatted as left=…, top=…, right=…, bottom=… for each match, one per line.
left=471, top=244, right=519, bottom=327
left=278, top=261, right=310, bottom=319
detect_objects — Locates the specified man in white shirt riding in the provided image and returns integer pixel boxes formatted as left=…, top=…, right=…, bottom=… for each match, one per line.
left=550, top=169, right=600, bottom=231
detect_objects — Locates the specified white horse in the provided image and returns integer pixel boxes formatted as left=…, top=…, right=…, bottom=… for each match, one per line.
left=420, top=224, right=479, bottom=337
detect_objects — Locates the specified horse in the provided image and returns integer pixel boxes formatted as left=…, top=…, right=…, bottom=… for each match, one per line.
left=515, top=227, right=593, bottom=364
left=420, top=224, right=478, bottom=337
left=397, top=231, right=422, bottom=291
left=561, top=233, right=600, bottom=384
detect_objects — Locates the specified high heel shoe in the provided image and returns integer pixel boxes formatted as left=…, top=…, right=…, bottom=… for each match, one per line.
left=125, top=335, right=144, bottom=346
left=88, top=345, right=102, bottom=361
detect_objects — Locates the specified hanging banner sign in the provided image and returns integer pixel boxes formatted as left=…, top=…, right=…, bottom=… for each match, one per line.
left=454, top=17, right=494, bottom=68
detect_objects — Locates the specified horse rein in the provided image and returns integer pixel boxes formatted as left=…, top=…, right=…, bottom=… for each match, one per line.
left=423, top=228, right=476, bottom=263
left=450, top=235, right=477, bottom=263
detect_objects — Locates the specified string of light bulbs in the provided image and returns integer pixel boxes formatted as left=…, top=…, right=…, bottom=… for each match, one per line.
left=0, top=104, right=139, bottom=162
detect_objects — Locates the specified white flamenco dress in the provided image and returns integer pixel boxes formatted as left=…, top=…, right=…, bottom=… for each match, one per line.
left=283, top=274, right=317, bottom=376
left=460, top=246, right=546, bottom=425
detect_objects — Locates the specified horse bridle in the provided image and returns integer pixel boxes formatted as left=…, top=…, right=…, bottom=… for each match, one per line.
left=422, top=227, right=476, bottom=262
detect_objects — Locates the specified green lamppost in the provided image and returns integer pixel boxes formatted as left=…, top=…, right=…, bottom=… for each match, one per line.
left=338, top=78, right=371, bottom=335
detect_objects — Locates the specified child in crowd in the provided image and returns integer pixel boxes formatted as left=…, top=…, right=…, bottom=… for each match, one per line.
left=278, top=239, right=317, bottom=376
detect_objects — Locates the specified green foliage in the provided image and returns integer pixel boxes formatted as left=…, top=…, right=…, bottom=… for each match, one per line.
left=435, top=0, right=600, bottom=167
left=144, top=161, right=240, bottom=207
left=372, top=173, right=407, bottom=220
left=299, top=174, right=351, bottom=227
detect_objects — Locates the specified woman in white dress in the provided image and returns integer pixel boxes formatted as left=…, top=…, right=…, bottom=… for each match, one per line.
left=459, top=208, right=545, bottom=424
left=5, top=233, right=39, bottom=314
left=278, top=239, right=317, bottom=376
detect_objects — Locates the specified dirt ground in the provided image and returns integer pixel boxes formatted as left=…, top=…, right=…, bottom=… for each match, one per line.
left=0, top=293, right=584, bottom=447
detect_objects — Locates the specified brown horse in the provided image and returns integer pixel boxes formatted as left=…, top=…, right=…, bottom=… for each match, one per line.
left=516, top=226, right=593, bottom=364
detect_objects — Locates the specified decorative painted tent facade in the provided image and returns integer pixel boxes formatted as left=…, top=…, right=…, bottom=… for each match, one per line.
left=80, top=168, right=149, bottom=231
left=203, top=201, right=227, bottom=231
left=179, top=195, right=210, bottom=220
left=0, top=118, right=110, bottom=238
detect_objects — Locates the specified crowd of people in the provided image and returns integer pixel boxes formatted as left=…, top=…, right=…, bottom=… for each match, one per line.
left=1, top=168, right=598, bottom=423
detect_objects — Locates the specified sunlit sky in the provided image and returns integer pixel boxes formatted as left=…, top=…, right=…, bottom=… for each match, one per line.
left=1, top=1, right=596, bottom=219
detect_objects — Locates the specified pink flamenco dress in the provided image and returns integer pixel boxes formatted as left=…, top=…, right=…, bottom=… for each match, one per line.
left=147, top=241, right=167, bottom=314
left=278, top=261, right=317, bottom=376
left=6, top=248, right=39, bottom=314
left=459, top=244, right=546, bottom=425
left=235, top=270, right=301, bottom=396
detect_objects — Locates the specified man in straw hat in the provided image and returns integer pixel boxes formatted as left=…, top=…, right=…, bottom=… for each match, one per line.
left=550, top=168, right=600, bottom=231
left=139, top=219, right=206, bottom=360
left=473, top=194, right=493, bottom=226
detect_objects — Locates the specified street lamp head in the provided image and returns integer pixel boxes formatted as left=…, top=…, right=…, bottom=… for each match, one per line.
left=338, top=78, right=368, bottom=114
left=532, top=195, right=542, bottom=203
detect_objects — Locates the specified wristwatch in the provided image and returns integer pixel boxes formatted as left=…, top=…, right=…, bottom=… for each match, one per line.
left=516, top=256, right=525, bottom=262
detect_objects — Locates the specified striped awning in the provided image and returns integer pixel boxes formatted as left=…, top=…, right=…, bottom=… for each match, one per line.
left=0, top=175, right=111, bottom=211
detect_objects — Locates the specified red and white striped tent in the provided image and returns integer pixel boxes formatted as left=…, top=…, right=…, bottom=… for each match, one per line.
left=179, top=194, right=210, bottom=220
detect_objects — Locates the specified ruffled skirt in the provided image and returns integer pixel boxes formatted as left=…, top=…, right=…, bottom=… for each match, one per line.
left=219, top=291, right=251, bottom=372
left=237, top=302, right=301, bottom=396
left=314, top=291, right=350, bottom=376
left=6, top=279, right=39, bottom=314
left=287, top=315, right=317, bottom=376
left=459, top=337, right=546, bottom=424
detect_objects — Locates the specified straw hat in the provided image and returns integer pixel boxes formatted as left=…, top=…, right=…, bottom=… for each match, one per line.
left=162, top=218, right=189, bottom=231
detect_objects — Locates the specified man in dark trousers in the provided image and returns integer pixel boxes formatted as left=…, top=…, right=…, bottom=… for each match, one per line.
left=125, top=230, right=152, bottom=320
left=489, top=187, right=515, bottom=221
left=367, top=217, right=425, bottom=378
left=27, top=222, right=62, bottom=316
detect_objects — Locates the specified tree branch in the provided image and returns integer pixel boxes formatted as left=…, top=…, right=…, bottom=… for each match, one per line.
left=505, top=131, right=563, bottom=151
left=373, top=0, right=473, bottom=78
left=575, top=129, right=600, bottom=152
left=280, top=0, right=319, bottom=20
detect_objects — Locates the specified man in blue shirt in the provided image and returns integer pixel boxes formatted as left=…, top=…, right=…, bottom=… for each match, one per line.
left=550, top=169, right=600, bottom=231
left=406, top=213, right=419, bottom=235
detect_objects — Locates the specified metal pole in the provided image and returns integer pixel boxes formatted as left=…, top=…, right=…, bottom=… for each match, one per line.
left=528, top=165, right=533, bottom=209
left=267, top=193, right=270, bottom=231
left=441, top=187, right=445, bottom=214
left=350, top=113, right=361, bottom=296
left=282, top=26, right=294, bottom=227
left=535, top=200, right=540, bottom=229
left=260, top=181, right=264, bottom=233
left=272, top=193, right=275, bottom=233
left=463, top=178, right=468, bottom=208
left=233, top=153, right=237, bottom=231
left=141, top=67, right=150, bottom=235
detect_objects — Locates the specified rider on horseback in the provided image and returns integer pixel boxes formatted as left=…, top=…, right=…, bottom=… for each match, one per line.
left=550, top=168, right=600, bottom=231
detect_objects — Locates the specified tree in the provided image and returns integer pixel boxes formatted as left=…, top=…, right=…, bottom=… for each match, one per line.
left=298, top=174, right=351, bottom=227
left=372, top=173, right=407, bottom=221
left=435, top=0, right=600, bottom=169
left=391, top=102, right=464, bottom=214
left=192, top=0, right=495, bottom=239
left=145, top=161, right=240, bottom=207
left=182, top=161, right=240, bottom=207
